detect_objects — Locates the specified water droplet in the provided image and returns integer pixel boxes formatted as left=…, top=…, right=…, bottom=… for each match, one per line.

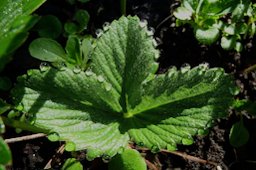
left=152, top=39, right=158, bottom=47
left=139, top=20, right=148, bottom=28
left=102, top=154, right=111, bottom=163
left=97, top=75, right=104, bottom=82
left=182, top=137, right=194, bottom=145
left=103, top=22, right=110, bottom=31
left=85, top=70, right=93, bottom=76
left=65, top=141, right=76, bottom=151
left=40, top=62, right=50, bottom=72
left=167, top=66, right=177, bottom=77
left=150, top=145, right=160, bottom=153
left=47, top=132, right=60, bottom=142
left=138, top=142, right=144, bottom=147
left=147, top=27, right=155, bottom=36
left=73, top=67, right=81, bottom=74
left=95, top=29, right=103, bottom=38
left=105, top=83, right=112, bottom=91
left=180, top=63, right=191, bottom=73
left=167, top=144, right=177, bottom=151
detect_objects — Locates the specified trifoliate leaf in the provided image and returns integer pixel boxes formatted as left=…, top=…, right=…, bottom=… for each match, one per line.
left=12, top=16, right=235, bottom=160
left=108, top=148, right=146, bottom=170
left=195, top=27, right=220, bottom=45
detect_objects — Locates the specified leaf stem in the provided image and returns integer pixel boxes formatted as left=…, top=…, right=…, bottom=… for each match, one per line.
left=120, top=0, right=127, bottom=16
left=2, top=116, right=50, bottom=134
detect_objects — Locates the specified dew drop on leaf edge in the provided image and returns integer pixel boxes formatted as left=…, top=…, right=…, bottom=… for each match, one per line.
left=97, top=75, right=105, bottom=82
left=95, top=29, right=103, bottom=38
left=103, top=22, right=110, bottom=31
left=105, top=83, right=112, bottom=91
left=39, top=62, right=50, bottom=72
left=102, top=154, right=111, bottom=163
left=73, top=67, right=81, bottom=74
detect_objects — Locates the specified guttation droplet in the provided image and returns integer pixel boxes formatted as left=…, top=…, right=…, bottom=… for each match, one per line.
left=85, top=70, right=93, bottom=76
left=97, top=75, right=105, bottom=82
left=103, top=22, right=110, bottom=31
left=39, top=62, right=49, bottom=72
left=73, top=67, right=81, bottom=74
left=105, top=83, right=112, bottom=91
left=95, top=29, right=103, bottom=38
left=102, top=154, right=111, bottom=163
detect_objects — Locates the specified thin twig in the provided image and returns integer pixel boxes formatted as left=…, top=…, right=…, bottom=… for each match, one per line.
left=162, top=149, right=218, bottom=166
left=44, top=144, right=65, bottom=169
left=145, top=159, right=159, bottom=170
left=5, top=133, right=47, bottom=143
left=243, top=64, right=256, bottom=74
left=137, top=147, right=218, bottom=167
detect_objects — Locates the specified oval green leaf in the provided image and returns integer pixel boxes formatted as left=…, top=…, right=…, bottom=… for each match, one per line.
left=29, top=38, right=66, bottom=62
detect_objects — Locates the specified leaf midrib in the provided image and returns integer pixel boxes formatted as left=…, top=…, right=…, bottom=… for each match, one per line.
left=128, top=85, right=216, bottom=116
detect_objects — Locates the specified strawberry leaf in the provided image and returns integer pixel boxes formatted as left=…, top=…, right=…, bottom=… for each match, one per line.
left=12, top=16, right=235, bottom=160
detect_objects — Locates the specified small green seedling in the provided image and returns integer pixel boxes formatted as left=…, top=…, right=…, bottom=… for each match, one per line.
left=29, top=36, right=93, bottom=70
left=174, top=0, right=256, bottom=51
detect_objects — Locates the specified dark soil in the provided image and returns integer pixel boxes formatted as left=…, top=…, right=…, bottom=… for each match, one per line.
left=3, top=0, right=256, bottom=169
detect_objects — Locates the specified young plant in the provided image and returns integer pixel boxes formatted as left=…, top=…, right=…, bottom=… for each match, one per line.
left=12, top=16, right=235, bottom=164
left=174, top=0, right=256, bottom=51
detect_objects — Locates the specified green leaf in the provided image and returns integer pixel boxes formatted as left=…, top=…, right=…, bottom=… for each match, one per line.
left=35, top=15, right=62, bottom=39
left=29, top=38, right=66, bottom=62
left=0, top=137, right=12, bottom=165
left=12, top=16, right=235, bottom=160
left=61, top=158, right=83, bottom=170
left=64, top=22, right=79, bottom=35
left=229, top=119, right=249, bottom=147
left=74, top=10, right=90, bottom=30
left=108, top=148, right=146, bottom=170
left=195, top=27, right=220, bottom=45
left=174, top=7, right=193, bottom=20
left=224, top=24, right=236, bottom=35
left=221, top=36, right=236, bottom=50
left=65, top=36, right=81, bottom=65
left=0, top=0, right=46, bottom=70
